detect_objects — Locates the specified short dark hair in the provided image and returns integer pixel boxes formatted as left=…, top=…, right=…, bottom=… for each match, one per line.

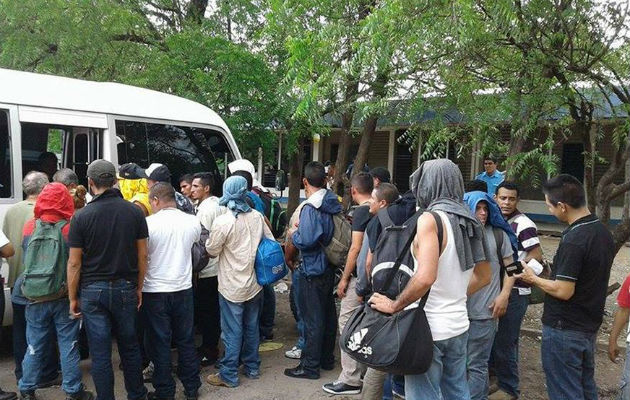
left=91, top=174, right=116, bottom=189
left=38, top=151, right=57, bottom=164
left=149, top=182, right=176, bottom=203
left=465, top=179, right=488, bottom=193
left=496, top=181, right=520, bottom=198
left=373, top=182, right=399, bottom=205
left=179, top=174, right=194, bottom=184
left=304, top=161, right=326, bottom=188
left=542, top=174, right=586, bottom=208
left=231, top=170, right=253, bottom=191
left=370, top=167, right=391, bottom=184
left=483, top=155, right=498, bottom=163
left=193, top=172, right=214, bottom=191
left=351, top=172, right=374, bottom=195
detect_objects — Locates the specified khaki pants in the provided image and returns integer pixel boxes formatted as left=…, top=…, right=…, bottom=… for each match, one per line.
left=361, top=368, right=387, bottom=400
left=337, top=277, right=366, bottom=387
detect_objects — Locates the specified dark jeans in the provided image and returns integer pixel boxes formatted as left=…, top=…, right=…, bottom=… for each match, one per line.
left=143, top=289, right=200, bottom=398
left=296, top=267, right=337, bottom=375
left=491, top=289, right=529, bottom=397
left=12, top=302, right=59, bottom=384
left=194, top=277, right=221, bottom=356
left=81, top=280, right=147, bottom=400
left=542, top=325, right=597, bottom=400
left=259, top=284, right=276, bottom=339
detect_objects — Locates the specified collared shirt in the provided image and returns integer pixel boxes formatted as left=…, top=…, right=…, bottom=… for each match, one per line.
left=475, top=170, right=505, bottom=195
left=206, top=210, right=274, bottom=303
left=508, top=210, right=541, bottom=295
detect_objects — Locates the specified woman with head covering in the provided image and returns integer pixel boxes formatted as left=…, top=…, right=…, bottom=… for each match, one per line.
left=370, top=159, right=492, bottom=400
left=205, top=176, right=274, bottom=388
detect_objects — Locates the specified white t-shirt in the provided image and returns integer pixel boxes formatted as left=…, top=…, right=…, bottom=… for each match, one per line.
left=144, top=208, right=201, bottom=293
left=415, top=211, right=473, bottom=341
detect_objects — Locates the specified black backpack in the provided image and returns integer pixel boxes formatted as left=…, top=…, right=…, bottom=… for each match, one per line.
left=253, top=189, right=287, bottom=238
left=340, top=210, right=443, bottom=375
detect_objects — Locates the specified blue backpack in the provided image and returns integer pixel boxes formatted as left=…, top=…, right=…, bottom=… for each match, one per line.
left=255, top=237, right=288, bottom=286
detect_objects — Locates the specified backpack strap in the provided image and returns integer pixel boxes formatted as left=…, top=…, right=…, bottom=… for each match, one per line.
left=493, top=227, right=506, bottom=289
left=381, top=211, right=444, bottom=295
left=377, top=208, right=395, bottom=229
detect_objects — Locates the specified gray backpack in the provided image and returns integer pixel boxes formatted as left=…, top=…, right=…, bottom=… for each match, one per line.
left=323, top=212, right=352, bottom=268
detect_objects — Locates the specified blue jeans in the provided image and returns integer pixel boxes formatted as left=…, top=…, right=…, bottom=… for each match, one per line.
left=296, top=267, right=337, bottom=375
left=467, top=319, right=497, bottom=400
left=19, top=298, right=82, bottom=395
left=12, top=301, right=59, bottom=384
left=491, top=289, right=529, bottom=397
left=405, top=331, right=470, bottom=400
left=541, top=325, right=597, bottom=400
left=290, top=269, right=305, bottom=350
left=259, top=284, right=276, bottom=339
left=142, top=289, right=200, bottom=398
left=620, top=345, right=630, bottom=400
left=81, top=280, right=147, bottom=400
left=219, top=291, right=263, bottom=387
left=383, top=375, right=405, bottom=400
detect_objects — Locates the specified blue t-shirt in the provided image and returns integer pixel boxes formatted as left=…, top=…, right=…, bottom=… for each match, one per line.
left=475, top=171, right=505, bottom=195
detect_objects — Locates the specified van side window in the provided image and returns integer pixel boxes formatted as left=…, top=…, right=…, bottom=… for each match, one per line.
left=116, top=120, right=234, bottom=195
left=0, top=110, right=12, bottom=198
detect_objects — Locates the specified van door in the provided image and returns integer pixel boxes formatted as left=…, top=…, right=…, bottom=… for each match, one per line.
left=64, top=127, right=102, bottom=186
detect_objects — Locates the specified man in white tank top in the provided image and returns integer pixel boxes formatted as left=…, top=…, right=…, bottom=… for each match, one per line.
left=369, top=159, right=491, bottom=400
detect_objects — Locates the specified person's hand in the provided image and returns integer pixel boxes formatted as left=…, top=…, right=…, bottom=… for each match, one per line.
left=337, top=275, right=349, bottom=299
left=514, top=263, right=535, bottom=284
left=609, top=340, right=620, bottom=363
left=69, top=299, right=81, bottom=319
left=136, top=289, right=143, bottom=310
left=489, top=293, right=509, bottom=318
left=286, top=258, right=295, bottom=271
left=368, top=293, right=396, bottom=314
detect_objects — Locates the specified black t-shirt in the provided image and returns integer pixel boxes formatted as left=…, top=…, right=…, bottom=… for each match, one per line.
left=68, top=189, right=149, bottom=286
left=366, top=191, right=416, bottom=251
left=542, top=214, right=614, bottom=333
left=352, top=204, right=372, bottom=233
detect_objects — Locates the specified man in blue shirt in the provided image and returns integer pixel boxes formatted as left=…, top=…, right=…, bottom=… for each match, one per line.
left=475, top=156, right=504, bottom=195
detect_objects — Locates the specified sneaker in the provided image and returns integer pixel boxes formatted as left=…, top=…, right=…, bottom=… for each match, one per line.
left=284, top=346, right=302, bottom=359
left=284, top=366, right=319, bottom=380
left=392, top=387, right=405, bottom=399
left=206, top=373, right=235, bottom=388
left=38, top=375, right=62, bottom=389
left=66, top=390, right=94, bottom=400
left=143, top=362, right=154, bottom=382
left=0, top=389, right=17, bottom=400
left=19, top=392, right=36, bottom=400
left=147, top=392, right=173, bottom=400
left=322, top=381, right=362, bottom=395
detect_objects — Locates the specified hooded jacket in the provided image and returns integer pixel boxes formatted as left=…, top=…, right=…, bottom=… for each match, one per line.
left=292, top=189, right=342, bottom=276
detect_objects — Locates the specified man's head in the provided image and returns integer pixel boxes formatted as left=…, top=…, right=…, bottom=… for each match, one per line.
left=23, top=171, right=49, bottom=198
left=149, top=182, right=177, bottom=213
left=86, top=159, right=117, bottom=192
left=179, top=174, right=194, bottom=198
left=141, top=163, right=171, bottom=188
left=542, top=174, right=586, bottom=223
left=369, top=167, right=391, bottom=188
left=53, top=168, right=79, bottom=189
left=231, top=170, right=254, bottom=191
left=38, top=151, right=58, bottom=179
left=474, top=200, right=489, bottom=226
left=483, top=155, right=498, bottom=175
left=465, top=179, right=488, bottom=193
left=191, top=172, right=214, bottom=202
left=351, top=172, right=374, bottom=203
left=369, top=182, right=399, bottom=215
left=303, top=161, right=327, bottom=196
left=495, top=181, right=520, bottom=217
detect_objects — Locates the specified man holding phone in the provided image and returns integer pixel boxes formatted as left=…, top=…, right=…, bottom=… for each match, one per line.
left=516, top=174, right=614, bottom=400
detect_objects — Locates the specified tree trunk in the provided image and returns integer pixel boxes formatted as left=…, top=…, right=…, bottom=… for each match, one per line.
left=287, top=136, right=306, bottom=217
left=612, top=156, right=630, bottom=252
left=352, top=115, right=378, bottom=180
left=505, top=133, right=527, bottom=181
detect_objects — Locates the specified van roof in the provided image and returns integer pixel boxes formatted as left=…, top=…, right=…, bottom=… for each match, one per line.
left=0, top=68, right=230, bottom=131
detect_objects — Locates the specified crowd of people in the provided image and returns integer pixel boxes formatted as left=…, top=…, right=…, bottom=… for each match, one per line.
left=0, top=153, right=623, bottom=400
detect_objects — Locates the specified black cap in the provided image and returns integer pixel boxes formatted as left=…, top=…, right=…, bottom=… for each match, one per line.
left=118, top=163, right=144, bottom=179
left=140, top=163, right=171, bottom=182
left=370, top=167, right=391, bottom=184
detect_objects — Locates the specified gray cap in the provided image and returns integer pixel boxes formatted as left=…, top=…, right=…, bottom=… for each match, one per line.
left=87, top=159, right=116, bottom=180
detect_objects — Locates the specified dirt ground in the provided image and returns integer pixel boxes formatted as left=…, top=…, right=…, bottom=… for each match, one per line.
left=0, top=235, right=627, bottom=399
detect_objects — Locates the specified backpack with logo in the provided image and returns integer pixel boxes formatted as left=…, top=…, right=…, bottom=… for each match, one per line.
left=323, top=212, right=352, bottom=268
left=253, top=188, right=287, bottom=239
left=22, top=220, right=69, bottom=301
left=340, top=210, right=443, bottom=375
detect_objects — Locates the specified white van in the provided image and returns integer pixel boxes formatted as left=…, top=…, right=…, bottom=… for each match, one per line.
left=0, top=68, right=242, bottom=325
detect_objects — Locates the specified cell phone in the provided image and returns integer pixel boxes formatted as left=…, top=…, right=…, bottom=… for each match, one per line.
left=505, top=261, right=523, bottom=277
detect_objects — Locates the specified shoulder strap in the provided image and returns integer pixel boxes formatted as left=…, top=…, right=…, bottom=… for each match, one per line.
left=376, top=208, right=394, bottom=229
left=493, top=227, right=505, bottom=289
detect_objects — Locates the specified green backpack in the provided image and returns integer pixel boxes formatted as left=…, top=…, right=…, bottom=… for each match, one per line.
left=22, top=219, right=68, bottom=301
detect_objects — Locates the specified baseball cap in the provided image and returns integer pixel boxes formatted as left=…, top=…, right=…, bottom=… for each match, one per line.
left=140, top=163, right=171, bottom=182
left=118, top=163, right=144, bottom=179
left=87, top=160, right=117, bottom=181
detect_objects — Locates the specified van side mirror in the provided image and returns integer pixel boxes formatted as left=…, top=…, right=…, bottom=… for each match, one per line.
left=275, top=169, right=286, bottom=192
